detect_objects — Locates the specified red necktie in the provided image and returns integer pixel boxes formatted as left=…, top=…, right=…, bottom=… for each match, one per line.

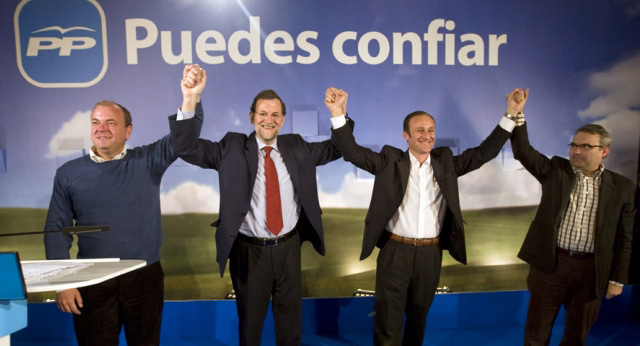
left=264, top=146, right=283, bottom=235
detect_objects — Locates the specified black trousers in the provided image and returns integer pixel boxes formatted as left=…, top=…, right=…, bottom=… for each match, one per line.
left=73, top=260, right=164, bottom=346
left=524, top=252, right=600, bottom=346
left=374, top=238, right=442, bottom=346
left=229, top=231, right=302, bottom=346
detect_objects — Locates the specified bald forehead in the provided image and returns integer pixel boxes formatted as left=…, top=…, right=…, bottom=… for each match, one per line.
left=409, top=115, right=435, bottom=128
left=92, top=104, right=126, bottom=122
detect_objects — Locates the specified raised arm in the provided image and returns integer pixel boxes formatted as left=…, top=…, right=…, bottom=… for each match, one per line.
left=509, top=89, right=555, bottom=181
left=169, top=68, right=229, bottom=170
left=327, top=87, right=391, bottom=174
left=448, top=88, right=526, bottom=176
left=181, top=64, right=207, bottom=112
left=325, top=87, right=348, bottom=118
left=506, top=88, right=528, bottom=116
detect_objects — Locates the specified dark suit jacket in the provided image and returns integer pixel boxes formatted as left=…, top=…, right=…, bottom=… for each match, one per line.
left=511, top=124, right=635, bottom=298
left=332, top=119, right=511, bottom=264
left=169, top=116, right=343, bottom=275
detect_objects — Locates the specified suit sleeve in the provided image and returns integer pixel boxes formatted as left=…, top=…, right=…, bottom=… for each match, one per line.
left=451, top=124, right=510, bottom=176
left=149, top=102, right=206, bottom=175
left=168, top=102, right=225, bottom=170
left=609, top=180, right=636, bottom=284
left=304, top=118, right=357, bottom=166
left=331, top=117, right=388, bottom=174
left=44, top=170, right=74, bottom=260
left=510, top=123, right=553, bottom=182
left=304, top=138, right=343, bottom=166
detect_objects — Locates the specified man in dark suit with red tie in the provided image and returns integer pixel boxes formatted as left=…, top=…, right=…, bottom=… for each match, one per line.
left=169, top=80, right=346, bottom=345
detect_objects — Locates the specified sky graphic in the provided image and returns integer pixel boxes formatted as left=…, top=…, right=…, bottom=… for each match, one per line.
left=0, top=0, right=639, bottom=213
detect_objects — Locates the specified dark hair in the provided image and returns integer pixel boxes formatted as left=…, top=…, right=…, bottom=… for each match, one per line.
left=403, top=110, right=434, bottom=133
left=575, top=124, right=611, bottom=147
left=92, top=100, right=132, bottom=127
left=250, top=90, right=286, bottom=116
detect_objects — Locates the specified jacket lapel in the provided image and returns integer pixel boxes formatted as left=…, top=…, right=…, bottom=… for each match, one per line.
left=595, top=170, right=616, bottom=235
left=245, top=132, right=259, bottom=191
left=278, top=137, right=300, bottom=191
left=560, top=166, right=577, bottom=212
left=397, top=151, right=411, bottom=199
left=430, top=151, right=445, bottom=191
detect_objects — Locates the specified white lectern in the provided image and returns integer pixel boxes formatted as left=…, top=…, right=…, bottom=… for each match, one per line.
left=1, top=257, right=145, bottom=346
left=22, top=258, right=146, bottom=293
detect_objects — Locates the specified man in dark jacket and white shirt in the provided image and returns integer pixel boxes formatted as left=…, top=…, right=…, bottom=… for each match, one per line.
left=326, top=87, right=527, bottom=345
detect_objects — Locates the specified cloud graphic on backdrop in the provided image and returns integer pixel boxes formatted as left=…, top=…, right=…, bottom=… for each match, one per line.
left=318, top=171, right=374, bottom=208
left=161, top=181, right=220, bottom=214
left=578, top=52, right=640, bottom=180
left=579, top=53, right=640, bottom=121
left=46, top=110, right=91, bottom=159
left=459, top=158, right=542, bottom=210
left=615, top=0, right=640, bottom=18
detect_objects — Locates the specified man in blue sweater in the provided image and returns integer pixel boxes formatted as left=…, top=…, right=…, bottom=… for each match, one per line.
left=43, top=65, right=206, bottom=345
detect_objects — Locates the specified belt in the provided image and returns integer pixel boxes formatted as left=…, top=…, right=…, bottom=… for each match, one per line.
left=237, top=229, right=297, bottom=246
left=557, top=248, right=594, bottom=259
left=389, top=233, right=439, bottom=246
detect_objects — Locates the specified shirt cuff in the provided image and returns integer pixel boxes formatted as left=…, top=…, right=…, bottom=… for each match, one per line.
left=330, top=114, right=347, bottom=129
left=515, top=112, right=525, bottom=126
left=609, top=280, right=624, bottom=287
left=499, top=115, right=516, bottom=133
left=177, top=108, right=195, bottom=121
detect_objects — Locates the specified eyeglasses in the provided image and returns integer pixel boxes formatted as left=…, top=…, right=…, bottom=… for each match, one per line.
left=568, top=143, right=603, bottom=150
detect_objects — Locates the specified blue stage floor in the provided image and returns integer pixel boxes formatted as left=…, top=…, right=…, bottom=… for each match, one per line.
left=12, top=287, right=640, bottom=345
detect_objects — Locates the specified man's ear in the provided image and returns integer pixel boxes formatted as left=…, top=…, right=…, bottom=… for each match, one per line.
left=601, top=146, right=610, bottom=159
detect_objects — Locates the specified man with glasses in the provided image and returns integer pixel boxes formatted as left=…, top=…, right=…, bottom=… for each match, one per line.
left=510, top=90, right=635, bottom=345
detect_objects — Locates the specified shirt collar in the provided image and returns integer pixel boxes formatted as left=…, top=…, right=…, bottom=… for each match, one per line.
left=90, top=146, right=127, bottom=163
left=256, top=137, right=279, bottom=153
left=408, top=151, right=430, bottom=168
left=572, top=164, right=604, bottom=178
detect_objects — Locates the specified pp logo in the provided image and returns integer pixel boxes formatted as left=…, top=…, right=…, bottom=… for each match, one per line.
left=14, top=0, right=108, bottom=88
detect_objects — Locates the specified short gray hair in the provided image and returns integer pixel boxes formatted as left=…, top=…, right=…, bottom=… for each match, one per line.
left=575, top=124, right=611, bottom=147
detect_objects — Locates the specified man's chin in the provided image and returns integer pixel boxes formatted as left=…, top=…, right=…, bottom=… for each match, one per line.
left=258, top=135, right=277, bottom=144
left=259, top=131, right=278, bottom=140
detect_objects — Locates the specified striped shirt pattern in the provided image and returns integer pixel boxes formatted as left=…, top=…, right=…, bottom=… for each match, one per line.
left=557, top=166, right=604, bottom=253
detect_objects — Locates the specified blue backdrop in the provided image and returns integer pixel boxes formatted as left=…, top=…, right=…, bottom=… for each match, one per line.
left=1, top=0, right=639, bottom=214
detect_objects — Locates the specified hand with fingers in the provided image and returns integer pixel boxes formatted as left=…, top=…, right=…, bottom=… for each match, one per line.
left=180, top=64, right=207, bottom=112
left=56, top=288, right=83, bottom=315
left=325, top=87, right=348, bottom=118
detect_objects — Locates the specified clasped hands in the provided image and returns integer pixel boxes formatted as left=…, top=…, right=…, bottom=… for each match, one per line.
left=325, top=87, right=348, bottom=118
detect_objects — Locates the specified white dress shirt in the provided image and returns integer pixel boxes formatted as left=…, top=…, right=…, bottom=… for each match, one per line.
left=388, top=154, right=445, bottom=238
left=177, top=109, right=300, bottom=238
left=331, top=113, right=517, bottom=239
left=239, top=138, right=300, bottom=238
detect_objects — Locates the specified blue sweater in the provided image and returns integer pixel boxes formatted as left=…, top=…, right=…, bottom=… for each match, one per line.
left=44, top=104, right=203, bottom=264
